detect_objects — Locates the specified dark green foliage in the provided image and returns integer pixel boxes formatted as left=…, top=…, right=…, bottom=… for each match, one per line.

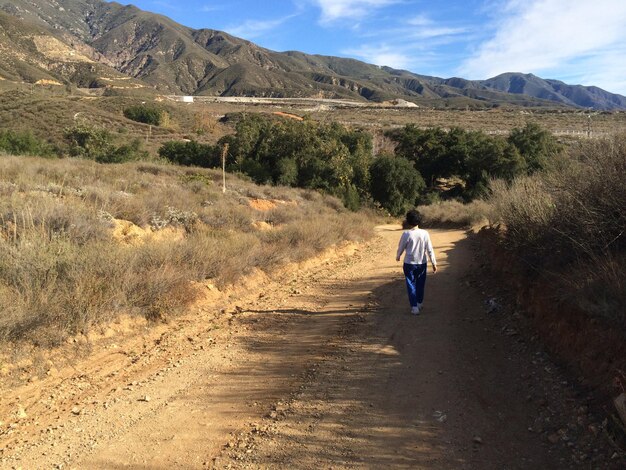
left=64, top=125, right=112, bottom=160
left=370, top=154, right=425, bottom=215
left=123, top=105, right=163, bottom=126
left=158, top=114, right=560, bottom=211
left=0, top=129, right=55, bottom=157
left=64, top=125, right=147, bottom=163
left=507, top=122, right=562, bottom=173
left=100, top=138, right=149, bottom=163
left=217, top=115, right=373, bottom=209
left=158, top=140, right=220, bottom=168
left=388, top=122, right=560, bottom=200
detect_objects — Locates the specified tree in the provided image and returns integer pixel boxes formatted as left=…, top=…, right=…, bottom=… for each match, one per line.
left=370, top=154, right=425, bottom=215
left=158, top=141, right=219, bottom=167
left=217, top=115, right=375, bottom=209
left=508, top=122, right=562, bottom=173
left=64, top=125, right=113, bottom=160
left=123, top=105, right=164, bottom=126
left=65, top=125, right=148, bottom=163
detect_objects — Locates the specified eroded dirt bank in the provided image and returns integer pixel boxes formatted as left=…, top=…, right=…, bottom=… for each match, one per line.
left=1, top=226, right=623, bottom=469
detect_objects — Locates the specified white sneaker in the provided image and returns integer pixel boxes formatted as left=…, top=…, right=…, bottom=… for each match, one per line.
left=411, top=306, right=420, bottom=315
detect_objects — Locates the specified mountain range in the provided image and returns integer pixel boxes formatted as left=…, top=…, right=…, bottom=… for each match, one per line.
left=1, top=0, right=625, bottom=110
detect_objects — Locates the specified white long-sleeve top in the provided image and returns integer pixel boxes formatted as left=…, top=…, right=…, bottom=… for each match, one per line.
left=396, top=228, right=437, bottom=265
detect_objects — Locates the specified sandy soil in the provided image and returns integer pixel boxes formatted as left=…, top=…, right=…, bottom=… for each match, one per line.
left=0, top=226, right=622, bottom=469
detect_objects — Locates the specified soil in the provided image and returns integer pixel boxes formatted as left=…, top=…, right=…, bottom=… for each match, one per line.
left=1, top=226, right=624, bottom=469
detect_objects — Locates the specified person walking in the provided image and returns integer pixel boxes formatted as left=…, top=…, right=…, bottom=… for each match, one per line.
left=396, top=210, right=437, bottom=315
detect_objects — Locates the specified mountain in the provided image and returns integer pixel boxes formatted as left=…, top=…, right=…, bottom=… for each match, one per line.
left=1, top=0, right=625, bottom=110
left=0, top=8, right=146, bottom=90
left=481, top=73, right=626, bottom=110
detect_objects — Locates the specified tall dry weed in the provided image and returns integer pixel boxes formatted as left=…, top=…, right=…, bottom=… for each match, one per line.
left=0, top=156, right=376, bottom=345
left=487, top=135, right=626, bottom=328
left=417, top=199, right=490, bottom=228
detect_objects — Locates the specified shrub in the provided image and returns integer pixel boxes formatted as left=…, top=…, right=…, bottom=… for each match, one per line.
left=123, top=105, right=164, bottom=126
left=0, top=156, right=378, bottom=346
left=417, top=200, right=490, bottom=227
left=64, top=125, right=113, bottom=160
left=507, top=122, right=562, bottom=173
left=387, top=123, right=559, bottom=201
left=158, top=140, right=220, bottom=167
left=216, top=115, right=373, bottom=209
left=488, top=135, right=626, bottom=327
left=0, top=129, right=55, bottom=157
left=369, top=154, right=425, bottom=215
left=64, top=125, right=147, bottom=163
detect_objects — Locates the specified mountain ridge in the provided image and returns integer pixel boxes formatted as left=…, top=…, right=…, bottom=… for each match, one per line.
left=1, top=0, right=625, bottom=110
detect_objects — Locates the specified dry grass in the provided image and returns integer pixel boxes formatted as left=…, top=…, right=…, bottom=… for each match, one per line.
left=0, top=156, right=375, bottom=346
left=487, top=135, right=626, bottom=328
left=0, top=92, right=230, bottom=157
left=417, top=200, right=490, bottom=228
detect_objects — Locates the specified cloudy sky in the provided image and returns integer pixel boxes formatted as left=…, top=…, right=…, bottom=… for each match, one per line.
left=122, top=0, right=626, bottom=95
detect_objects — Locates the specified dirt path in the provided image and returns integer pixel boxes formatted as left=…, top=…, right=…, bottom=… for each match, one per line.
left=0, top=226, right=620, bottom=469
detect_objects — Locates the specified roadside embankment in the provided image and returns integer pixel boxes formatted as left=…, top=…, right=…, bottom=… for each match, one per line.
left=476, top=225, right=626, bottom=454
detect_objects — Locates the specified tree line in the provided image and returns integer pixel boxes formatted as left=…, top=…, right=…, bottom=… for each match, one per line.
left=159, top=114, right=562, bottom=215
left=0, top=108, right=561, bottom=215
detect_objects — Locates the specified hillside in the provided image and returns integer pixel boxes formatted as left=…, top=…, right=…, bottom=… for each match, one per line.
left=0, top=10, right=145, bottom=90
left=0, top=0, right=625, bottom=109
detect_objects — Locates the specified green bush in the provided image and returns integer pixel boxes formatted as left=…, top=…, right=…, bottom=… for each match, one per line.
left=215, top=115, right=373, bottom=210
left=64, top=125, right=112, bottom=160
left=64, top=125, right=147, bottom=163
left=0, top=129, right=55, bottom=157
left=387, top=123, right=560, bottom=201
left=370, top=154, right=425, bottom=215
left=123, top=105, right=164, bottom=126
left=158, top=140, right=220, bottom=167
left=507, top=122, right=562, bottom=173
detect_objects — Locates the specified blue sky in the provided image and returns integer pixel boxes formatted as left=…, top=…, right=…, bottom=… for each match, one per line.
left=122, top=0, right=626, bottom=95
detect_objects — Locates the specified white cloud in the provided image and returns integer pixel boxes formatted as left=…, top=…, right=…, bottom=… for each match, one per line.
left=225, top=15, right=295, bottom=40
left=343, top=44, right=413, bottom=69
left=200, top=5, right=222, bottom=13
left=459, top=0, right=626, bottom=94
left=312, top=0, right=401, bottom=24
left=344, top=14, right=472, bottom=73
left=407, top=14, right=432, bottom=27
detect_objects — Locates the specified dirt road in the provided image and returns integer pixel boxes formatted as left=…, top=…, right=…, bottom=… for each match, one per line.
left=0, top=226, right=619, bottom=469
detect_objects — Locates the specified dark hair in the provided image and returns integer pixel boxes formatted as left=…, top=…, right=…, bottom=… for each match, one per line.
left=404, top=210, right=421, bottom=228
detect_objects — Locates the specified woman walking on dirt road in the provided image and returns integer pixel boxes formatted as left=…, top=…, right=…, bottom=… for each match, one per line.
left=396, top=210, right=437, bottom=315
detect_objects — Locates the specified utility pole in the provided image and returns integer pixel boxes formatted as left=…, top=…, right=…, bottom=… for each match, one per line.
left=221, top=143, right=229, bottom=193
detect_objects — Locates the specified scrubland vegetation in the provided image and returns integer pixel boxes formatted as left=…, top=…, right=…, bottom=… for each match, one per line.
left=0, top=157, right=374, bottom=346
left=417, top=134, right=625, bottom=329
left=159, top=113, right=560, bottom=215
left=1, top=92, right=623, bottom=345
left=488, top=135, right=626, bottom=328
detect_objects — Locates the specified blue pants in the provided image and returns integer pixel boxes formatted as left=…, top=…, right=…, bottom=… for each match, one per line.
left=403, top=263, right=427, bottom=307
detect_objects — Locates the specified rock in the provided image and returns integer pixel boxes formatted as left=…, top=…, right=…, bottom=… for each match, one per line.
left=16, top=406, right=27, bottom=419
left=485, top=298, right=501, bottom=313
left=71, top=407, right=81, bottom=416
left=139, top=395, right=151, bottom=402
left=473, top=436, right=483, bottom=444
left=614, top=393, right=626, bottom=427
left=548, top=433, right=560, bottom=444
